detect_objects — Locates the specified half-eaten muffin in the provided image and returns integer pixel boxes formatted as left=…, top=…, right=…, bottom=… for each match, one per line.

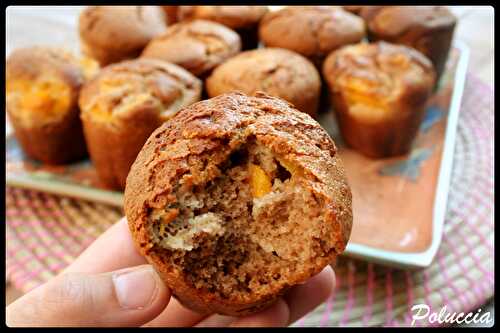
left=124, top=91, right=352, bottom=316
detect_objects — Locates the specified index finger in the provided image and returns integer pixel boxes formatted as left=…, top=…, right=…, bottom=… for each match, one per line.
left=64, top=217, right=147, bottom=274
left=65, top=217, right=210, bottom=326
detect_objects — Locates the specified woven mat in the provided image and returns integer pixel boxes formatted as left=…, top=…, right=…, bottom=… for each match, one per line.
left=6, top=73, right=494, bottom=327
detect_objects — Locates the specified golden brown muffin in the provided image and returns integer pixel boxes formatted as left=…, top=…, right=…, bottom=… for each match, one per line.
left=162, top=5, right=179, bottom=24
left=360, top=6, right=457, bottom=82
left=6, top=46, right=99, bottom=164
left=124, top=91, right=352, bottom=316
left=259, top=6, right=365, bottom=66
left=141, top=20, right=241, bottom=78
left=323, top=42, right=436, bottom=158
left=177, top=6, right=268, bottom=50
left=78, top=6, right=167, bottom=66
left=79, top=59, right=202, bottom=190
left=206, top=48, right=321, bottom=116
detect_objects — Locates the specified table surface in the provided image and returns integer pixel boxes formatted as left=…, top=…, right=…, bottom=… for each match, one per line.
left=5, top=5, right=494, bottom=327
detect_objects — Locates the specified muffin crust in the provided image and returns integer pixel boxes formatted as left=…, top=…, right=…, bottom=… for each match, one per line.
left=178, top=6, right=268, bottom=50
left=206, top=48, right=321, bottom=116
left=79, top=59, right=201, bottom=190
left=79, top=6, right=167, bottom=66
left=6, top=47, right=99, bottom=164
left=259, top=6, right=365, bottom=65
left=360, top=6, right=456, bottom=81
left=323, top=42, right=436, bottom=157
left=142, top=19, right=241, bottom=77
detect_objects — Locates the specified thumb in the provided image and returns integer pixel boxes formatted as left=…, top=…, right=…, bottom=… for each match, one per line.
left=6, top=265, right=170, bottom=327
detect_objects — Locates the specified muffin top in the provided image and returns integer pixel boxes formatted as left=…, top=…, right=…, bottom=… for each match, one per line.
left=323, top=42, right=435, bottom=117
left=177, top=6, right=269, bottom=29
left=259, top=6, right=365, bottom=59
left=206, top=48, right=321, bottom=115
left=6, top=46, right=99, bottom=127
left=141, top=20, right=241, bottom=77
left=79, top=59, right=201, bottom=126
left=360, top=6, right=456, bottom=37
left=79, top=6, right=167, bottom=64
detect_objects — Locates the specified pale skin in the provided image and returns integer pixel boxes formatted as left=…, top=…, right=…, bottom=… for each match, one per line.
left=6, top=217, right=336, bottom=327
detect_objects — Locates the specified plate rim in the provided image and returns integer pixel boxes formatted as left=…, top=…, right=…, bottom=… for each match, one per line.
left=344, top=39, right=471, bottom=269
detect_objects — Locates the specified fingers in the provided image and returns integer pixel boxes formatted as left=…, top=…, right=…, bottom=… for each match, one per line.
left=284, top=265, right=335, bottom=325
left=196, top=265, right=336, bottom=327
left=231, top=299, right=290, bottom=327
left=143, top=298, right=210, bottom=327
left=65, top=217, right=147, bottom=274
left=6, top=265, right=170, bottom=327
left=65, top=217, right=210, bottom=328
left=196, top=314, right=235, bottom=327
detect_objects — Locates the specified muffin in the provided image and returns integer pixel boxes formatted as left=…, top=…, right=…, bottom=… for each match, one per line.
left=124, top=91, right=352, bottom=316
left=206, top=48, right=321, bottom=116
left=259, top=6, right=365, bottom=66
left=360, top=6, right=457, bottom=82
left=162, top=6, right=179, bottom=24
left=323, top=42, right=436, bottom=158
left=141, top=20, right=241, bottom=78
left=177, top=6, right=268, bottom=50
left=6, top=46, right=99, bottom=164
left=79, top=6, right=167, bottom=66
left=79, top=59, right=202, bottom=190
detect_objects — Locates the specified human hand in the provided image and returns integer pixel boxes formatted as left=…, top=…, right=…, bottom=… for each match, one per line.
left=6, top=218, right=335, bottom=327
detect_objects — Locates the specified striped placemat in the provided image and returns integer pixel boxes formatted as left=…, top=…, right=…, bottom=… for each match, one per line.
left=297, top=73, right=494, bottom=327
left=5, top=73, right=494, bottom=327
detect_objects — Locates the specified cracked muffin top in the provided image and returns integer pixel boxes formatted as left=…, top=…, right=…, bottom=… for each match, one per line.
left=141, top=19, right=241, bottom=77
left=323, top=41, right=435, bottom=117
left=6, top=46, right=99, bottom=127
left=206, top=48, right=321, bottom=116
left=259, top=6, right=365, bottom=60
left=124, top=91, right=352, bottom=316
left=79, top=58, right=201, bottom=126
left=360, top=6, right=456, bottom=38
left=79, top=6, right=167, bottom=65
left=359, top=6, right=456, bottom=81
left=177, top=6, right=269, bottom=30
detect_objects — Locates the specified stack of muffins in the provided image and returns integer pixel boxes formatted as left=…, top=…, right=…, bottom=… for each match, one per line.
left=6, top=5, right=457, bottom=191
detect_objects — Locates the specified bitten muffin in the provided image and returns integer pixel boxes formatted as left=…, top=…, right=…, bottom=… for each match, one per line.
left=177, top=6, right=268, bottom=50
left=360, top=6, right=457, bottom=82
left=141, top=20, right=241, bottom=78
left=323, top=42, right=436, bottom=158
left=162, top=6, right=179, bottom=24
left=259, top=6, right=365, bottom=66
left=79, top=59, right=202, bottom=190
left=124, top=91, right=352, bottom=316
left=6, top=46, right=99, bottom=164
left=79, top=6, right=167, bottom=66
left=206, top=48, right=321, bottom=116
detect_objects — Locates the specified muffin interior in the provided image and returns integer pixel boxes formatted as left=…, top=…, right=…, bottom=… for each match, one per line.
left=7, top=77, right=71, bottom=124
left=148, top=141, right=334, bottom=302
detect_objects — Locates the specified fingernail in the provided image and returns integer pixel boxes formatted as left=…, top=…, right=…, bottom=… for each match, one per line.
left=113, top=266, right=159, bottom=310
